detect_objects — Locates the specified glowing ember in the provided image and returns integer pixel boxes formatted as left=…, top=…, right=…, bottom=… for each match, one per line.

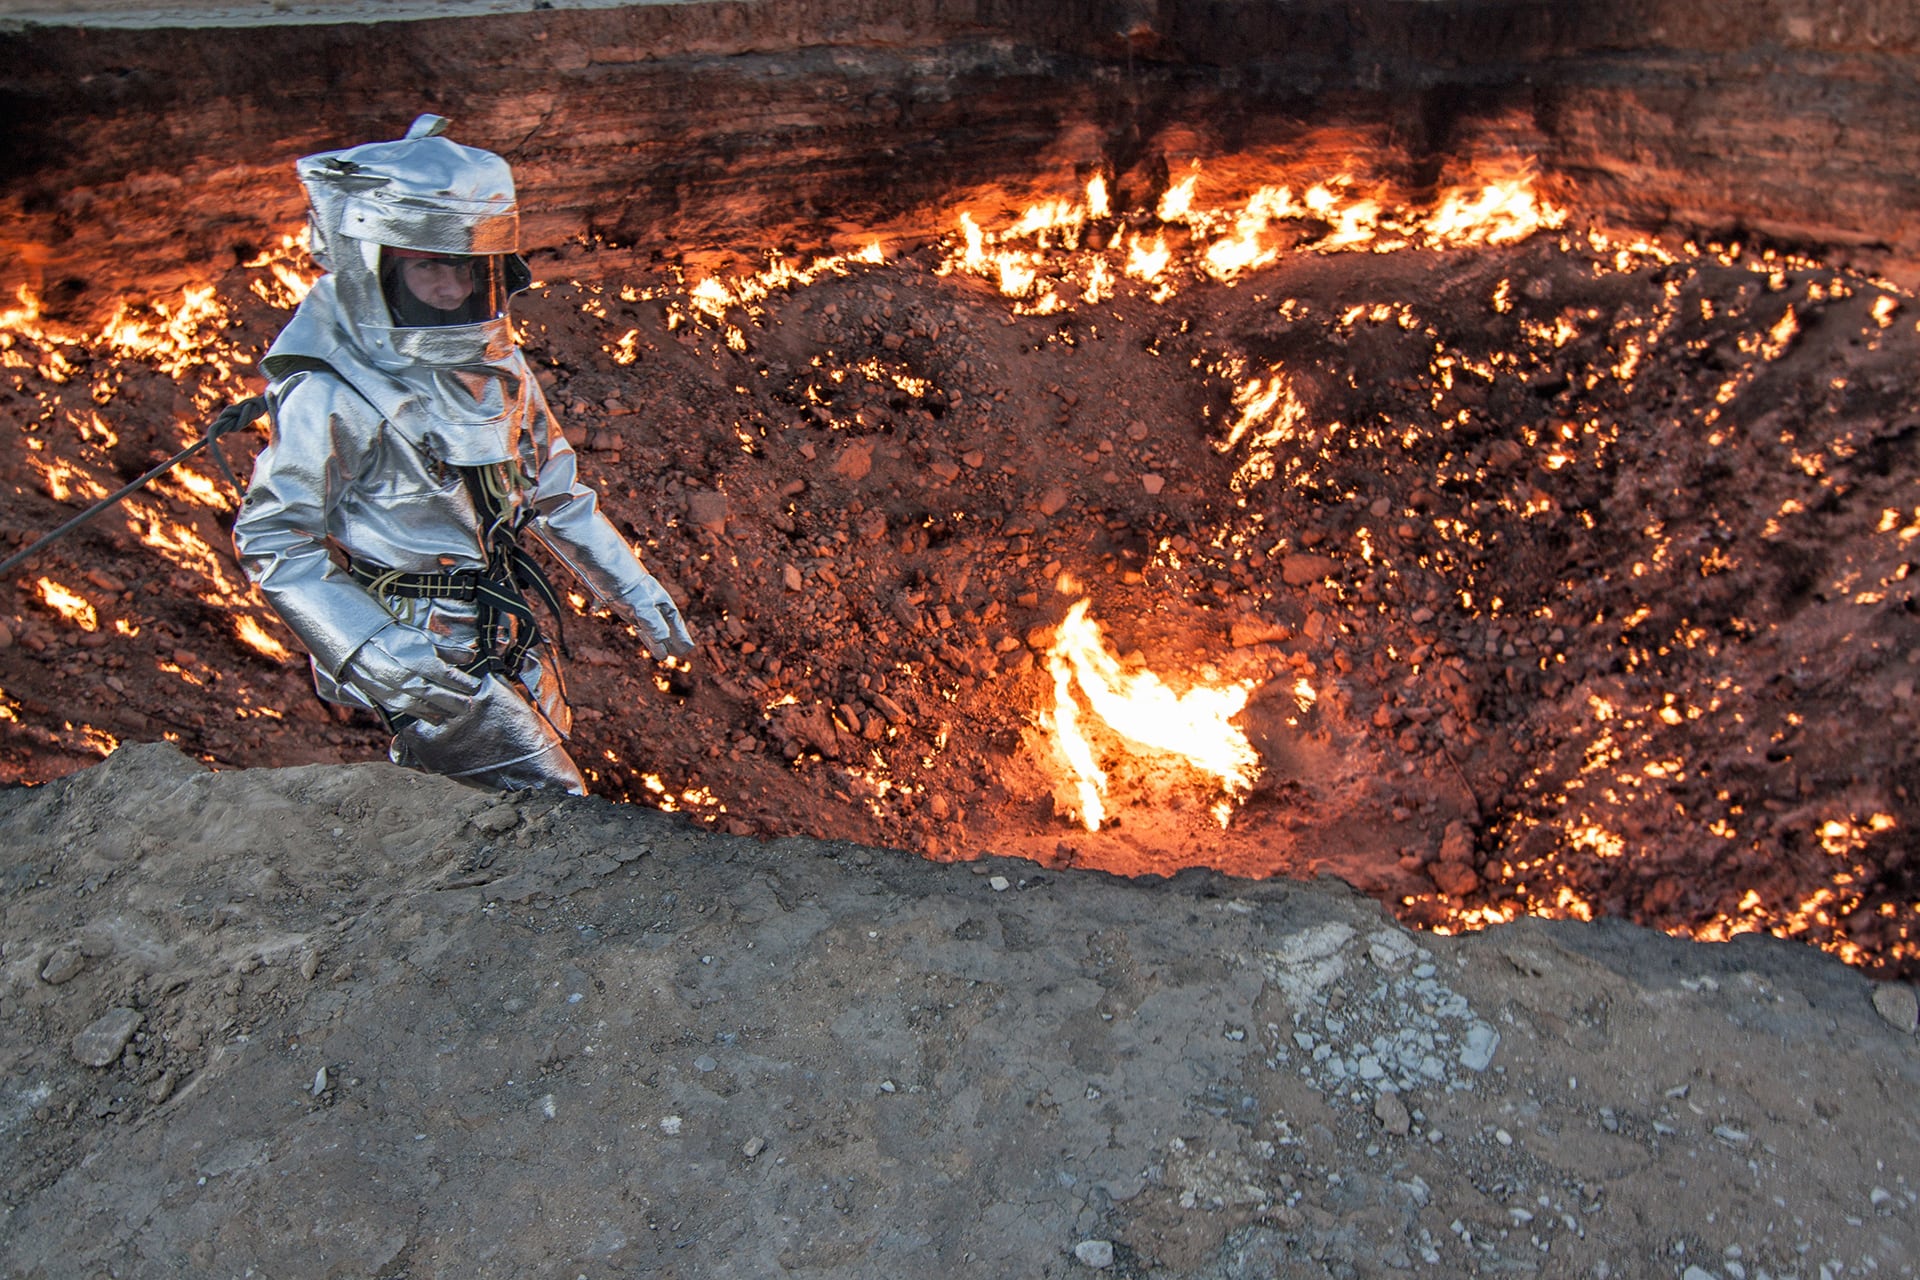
left=1042, top=599, right=1261, bottom=831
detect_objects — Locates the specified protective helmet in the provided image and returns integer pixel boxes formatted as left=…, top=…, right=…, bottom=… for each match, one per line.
left=296, top=115, right=532, bottom=364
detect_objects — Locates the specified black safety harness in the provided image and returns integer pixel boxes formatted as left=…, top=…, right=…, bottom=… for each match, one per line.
left=345, top=461, right=570, bottom=682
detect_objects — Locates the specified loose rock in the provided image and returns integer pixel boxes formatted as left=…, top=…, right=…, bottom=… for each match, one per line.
left=1280, top=554, right=1338, bottom=586
left=1870, top=982, right=1918, bottom=1034
left=40, top=946, right=85, bottom=985
left=686, top=490, right=729, bottom=533
left=70, top=1008, right=142, bottom=1068
left=1428, top=860, right=1480, bottom=897
left=1373, top=1091, right=1413, bottom=1136
left=1073, top=1239, right=1114, bottom=1269
left=1438, top=820, right=1477, bottom=864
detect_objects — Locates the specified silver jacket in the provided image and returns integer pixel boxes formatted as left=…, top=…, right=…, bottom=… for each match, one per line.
left=234, top=117, right=682, bottom=723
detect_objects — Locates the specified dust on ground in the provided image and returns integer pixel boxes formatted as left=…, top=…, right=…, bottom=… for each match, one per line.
left=0, top=742, right=1916, bottom=1277
left=2, top=165, right=1916, bottom=979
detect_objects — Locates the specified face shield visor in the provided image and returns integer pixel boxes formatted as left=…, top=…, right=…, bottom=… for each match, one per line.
left=379, top=247, right=531, bottom=328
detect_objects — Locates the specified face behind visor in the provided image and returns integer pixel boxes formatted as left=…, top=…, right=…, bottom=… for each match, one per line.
left=379, top=247, right=532, bottom=328
left=291, top=116, right=533, bottom=362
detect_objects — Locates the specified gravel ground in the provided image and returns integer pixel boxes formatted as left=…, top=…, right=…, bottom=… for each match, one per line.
left=0, top=742, right=1915, bottom=1277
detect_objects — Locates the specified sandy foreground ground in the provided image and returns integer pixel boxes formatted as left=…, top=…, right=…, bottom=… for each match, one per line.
left=0, top=742, right=1915, bottom=1278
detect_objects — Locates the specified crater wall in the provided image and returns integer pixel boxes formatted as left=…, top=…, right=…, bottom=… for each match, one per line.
left=2, top=0, right=1917, bottom=316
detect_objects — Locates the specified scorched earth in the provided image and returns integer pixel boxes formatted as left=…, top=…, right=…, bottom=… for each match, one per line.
left=1, top=161, right=1916, bottom=979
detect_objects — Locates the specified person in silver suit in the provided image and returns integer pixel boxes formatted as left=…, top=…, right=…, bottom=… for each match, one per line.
left=234, top=115, right=693, bottom=793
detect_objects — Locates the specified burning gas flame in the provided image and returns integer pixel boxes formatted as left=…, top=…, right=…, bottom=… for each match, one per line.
left=1217, top=366, right=1310, bottom=491
left=35, top=578, right=98, bottom=631
left=1425, top=175, right=1566, bottom=246
left=1043, top=599, right=1261, bottom=831
left=234, top=614, right=294, bottom=663
left=939, top=163, right=1566, bottom=307
left=243, top=232, right=318, bottom=308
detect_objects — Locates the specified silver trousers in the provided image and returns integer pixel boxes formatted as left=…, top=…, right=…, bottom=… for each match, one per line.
left=388, top=669, right=585, bottom=795
left=316, top=597, right=586, bottom=795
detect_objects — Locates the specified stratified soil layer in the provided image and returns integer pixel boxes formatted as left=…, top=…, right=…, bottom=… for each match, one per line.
left=2, top=170, right=1916, bottom=977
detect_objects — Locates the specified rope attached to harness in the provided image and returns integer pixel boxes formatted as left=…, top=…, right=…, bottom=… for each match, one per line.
left=0, top=396, right=266, bottom=580
left=348, top=461, right=568, bottom=680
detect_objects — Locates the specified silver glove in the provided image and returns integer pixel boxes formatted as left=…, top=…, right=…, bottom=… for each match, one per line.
left=621, top=574, right=695, bottom=659
left=340, top=622, right=484, bottom=725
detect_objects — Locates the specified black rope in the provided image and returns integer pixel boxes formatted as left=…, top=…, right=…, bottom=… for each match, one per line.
left=459, top=464, right=571, bottom=675
left=0, top=395, right=267, bottom=580
left=347, top=463, right=570, bottom=682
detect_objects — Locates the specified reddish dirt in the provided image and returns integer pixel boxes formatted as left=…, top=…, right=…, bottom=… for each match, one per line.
left=2, top=173, right=1915, bottom=978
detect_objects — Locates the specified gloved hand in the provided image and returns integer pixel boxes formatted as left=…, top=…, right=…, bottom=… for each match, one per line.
left=340, top=622, right=484, bottom=726
left=621, top=573, right=695, bottom=659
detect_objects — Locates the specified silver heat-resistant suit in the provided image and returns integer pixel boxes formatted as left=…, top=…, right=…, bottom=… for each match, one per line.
left=234, top=116, right=693, bottom=793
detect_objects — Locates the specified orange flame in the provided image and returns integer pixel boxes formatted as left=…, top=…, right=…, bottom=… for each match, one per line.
left=1, top=284, right=43, bottom=329
left=31, top=455, right=109, bottom=504
left=1157, top=172, right=1198, bottom=223
left=243, top=232, right=318, bottom=308
left=1424, top=176, right=1566, bottom=247
left=0, top=286, right=80, bottom=382
left=1124, top=233, right=1170, bottom=282
left=34, top=578, right=98, bottom=631
left=234, top=614, right=294, bottom=663
left=938, top=162, right=1565, bottom=306
left=1043, top=599, right=1261, bottom=830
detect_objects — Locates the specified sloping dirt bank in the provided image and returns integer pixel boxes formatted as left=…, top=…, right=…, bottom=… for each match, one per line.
left=0, top=743, right=1915, bottom=1277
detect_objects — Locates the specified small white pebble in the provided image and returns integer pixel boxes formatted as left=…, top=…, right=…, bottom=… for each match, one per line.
left=989, top=876, right=1010, bottom=892
left=1495, top=1128, right=1513, bottom=1146
left=659, top=1115, right=682, bottom=1135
